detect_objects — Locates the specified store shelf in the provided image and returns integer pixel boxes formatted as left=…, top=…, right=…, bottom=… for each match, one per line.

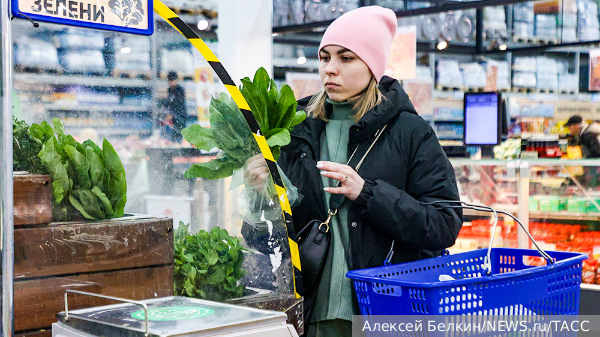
left=581, top=283, right=600, bottom=291
left=44, top=104, right=152, bottom=113
left=14, top=73, right=152, bottom=88
left=529, top=212, right=600, bottom=221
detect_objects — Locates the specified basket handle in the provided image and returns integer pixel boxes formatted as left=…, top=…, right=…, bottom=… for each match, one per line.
left=422, top=201, right=554, bottom=275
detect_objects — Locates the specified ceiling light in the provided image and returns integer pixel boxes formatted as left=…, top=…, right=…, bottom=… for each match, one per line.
left=120, top=47, right=131, bottom=54
left=436, top=40, right=448, bottom=50
left=272, top=33, right=279, bottom=37
left=499, top=44, right=507, bottom=51
left=297, top=47, right=306, bottom=65
left=197, top=19, right=210, bottom=31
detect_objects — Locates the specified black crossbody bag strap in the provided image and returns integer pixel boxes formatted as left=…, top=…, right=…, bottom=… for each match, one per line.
left=328, top=124, right=388, bottom=210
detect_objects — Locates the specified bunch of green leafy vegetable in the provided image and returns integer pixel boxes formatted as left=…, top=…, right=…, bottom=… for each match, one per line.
left=182, top=67, right=306, bottom=180
left=13, top=117, right=45, bottom=174
left=174, top=223, right=246, bottom=302
left=28, top=118, right=127, bottom=221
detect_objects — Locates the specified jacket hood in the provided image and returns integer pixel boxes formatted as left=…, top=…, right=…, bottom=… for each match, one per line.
left=293, top=76, right=418, bottom=144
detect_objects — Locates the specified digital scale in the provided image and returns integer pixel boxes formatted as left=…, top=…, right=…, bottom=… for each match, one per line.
left=52, top=292, right=299, bottom=337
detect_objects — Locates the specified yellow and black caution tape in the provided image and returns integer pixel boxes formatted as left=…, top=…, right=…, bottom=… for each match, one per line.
left=154, top=0, right=302, bottom=298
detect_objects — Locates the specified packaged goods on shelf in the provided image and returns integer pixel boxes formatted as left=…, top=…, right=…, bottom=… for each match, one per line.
left=558, top=73, right=579, bottom=92
left=122, top=94, right=153, bottom=107
left=433, top=107, right=463, bottom=121
left=483, top=6, right=507, bottom=33
left=561, top=27, right=578, bottom=42
left=481, top=60, right=510, bottom=90
left=114, top=51, right=151, bottom=71
left=512, top=72, right=537, bottom=88
left=14, top=38, right=59, bottom=68
left=436, top=60, right=464, bottom=88
left=533, top=0, right=577, bottom=14
left=536, top=57, right=559, bottom=91
left=494, top=138, right=521, bottom=160
left=434, top=123, right=463, bottom=139
left=577, top=0, right=600, bottom=40
left=460, top=62, right=487, bottom=88
left=535, top=14, right=558, bottom=40
left=60, top=50, right=106, bottom=73
left=513, top=56, right=537, bottom=72
left=53, top=28, right=106, bottom=50
left=513, top=3, right=535, bottom=38
left=513, top=22, right=535, bottom=39
left=53, top=86, right=120, bottom=105
left=160, top=49, right=195, bottom=78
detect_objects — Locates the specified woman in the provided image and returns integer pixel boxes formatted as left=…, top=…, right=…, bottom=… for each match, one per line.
left=249, top=6, right=462, bottom=336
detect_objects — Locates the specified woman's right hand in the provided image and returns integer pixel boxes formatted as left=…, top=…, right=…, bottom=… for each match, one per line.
left=244, top=154, right=270, bottom=189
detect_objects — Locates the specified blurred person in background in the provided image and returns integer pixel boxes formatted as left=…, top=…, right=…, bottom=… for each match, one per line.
left=565, top=115, right=600, bottom=158
left=166, top=71, right=186, bottom=142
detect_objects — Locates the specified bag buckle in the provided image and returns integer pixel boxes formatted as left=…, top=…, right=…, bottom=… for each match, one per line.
left=319, top=209, right=337, bottom=233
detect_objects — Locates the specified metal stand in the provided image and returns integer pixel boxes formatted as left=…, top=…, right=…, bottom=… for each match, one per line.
left=0, top=1, right=14, bottom=336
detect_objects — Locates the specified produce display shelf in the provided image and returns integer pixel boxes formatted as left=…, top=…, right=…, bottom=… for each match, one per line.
left=529, top=211, right=600, bottom=221
left=14, top=73, right=151, bottom=88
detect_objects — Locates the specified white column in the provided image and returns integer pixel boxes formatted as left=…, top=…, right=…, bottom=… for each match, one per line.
left=218, top=0, right=273, bottom=83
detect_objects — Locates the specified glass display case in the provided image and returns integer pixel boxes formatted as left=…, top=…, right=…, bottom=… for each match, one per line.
left=451, top=158, right=600, bottom=305
left=7, top=14, right=301, bottom=337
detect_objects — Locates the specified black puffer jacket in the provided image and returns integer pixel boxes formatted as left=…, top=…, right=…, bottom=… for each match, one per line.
left=278, top=76, right=463, bottom=320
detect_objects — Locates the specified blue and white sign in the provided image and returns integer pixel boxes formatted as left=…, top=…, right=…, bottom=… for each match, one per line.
left=12, top=0, right=154, bottom=35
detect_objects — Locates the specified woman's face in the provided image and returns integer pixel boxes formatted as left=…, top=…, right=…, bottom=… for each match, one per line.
left=319, top=45, right=372, bottom=102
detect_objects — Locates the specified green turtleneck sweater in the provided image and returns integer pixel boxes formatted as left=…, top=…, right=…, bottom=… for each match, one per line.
left=311, top=99, right=355, bottom=323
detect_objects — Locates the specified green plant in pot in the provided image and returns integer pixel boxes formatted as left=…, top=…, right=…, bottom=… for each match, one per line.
left=174, top=223, right=246, bottom=302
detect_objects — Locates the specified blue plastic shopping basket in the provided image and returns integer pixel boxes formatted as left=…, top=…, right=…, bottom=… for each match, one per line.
left=346, top=202, right=588, bottom=317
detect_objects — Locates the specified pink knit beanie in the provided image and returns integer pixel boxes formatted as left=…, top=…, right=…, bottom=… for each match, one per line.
left=319, top=6, right=397, bottom=82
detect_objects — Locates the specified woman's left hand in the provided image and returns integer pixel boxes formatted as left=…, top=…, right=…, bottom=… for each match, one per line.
left=317, top=161, right=364, bottom=200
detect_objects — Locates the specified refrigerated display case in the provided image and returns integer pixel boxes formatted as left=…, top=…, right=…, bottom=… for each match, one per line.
left=451, top=158, right=600, bottom=314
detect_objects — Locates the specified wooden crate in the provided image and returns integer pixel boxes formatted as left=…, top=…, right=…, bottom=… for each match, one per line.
left=14, top=174, right=52, bottom=226
left=14, top=216, right=174, bottom=334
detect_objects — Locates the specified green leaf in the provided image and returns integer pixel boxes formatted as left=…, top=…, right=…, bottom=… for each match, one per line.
left=205, top=269, right=226, bottom=285
left=111, top=196, right=126, bottom=218
left=253, top=67, right=270, bottom=93
left=73, top=189, right=105, bottom=219
left=181, top=125, right=217, bottom=151
left=240, top=79, right=267, bottom=130
left=91, top=186, right=114, bottom=218
left=86, top=146, right=105, bottom=188
left=289, top=110, right=307, bottom=129
left=52, top=118, right=65, bottom=138
left=184, top=158, right=240, bottom=180
left=64, top=145, right=91, bottom=189
left=29, top=121, right=54, bottom=144
left=38, top=138, right=70, bottom=203
left=103, top=138, right=126, bottom=185
left=83, top=140, right=103, bottom=160
left=51, top=181, right=66, bottom=205
left=206, top=250, right=218, bottom=265
left=69, top=194, right=96, bottom=220
left=266, top=129, right=291, bottom=148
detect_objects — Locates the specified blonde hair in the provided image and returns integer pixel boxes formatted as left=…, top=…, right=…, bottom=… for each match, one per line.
left=306, top=77, right=383, bottom=122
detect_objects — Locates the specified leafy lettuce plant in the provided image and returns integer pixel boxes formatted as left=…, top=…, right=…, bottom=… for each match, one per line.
left=174, top=223, right=246, bottom=302
left=182, top=67, right=306, bottom=180
left=29, top=118, right=127, bottom=221
left=13, top=117, right=45, bottom=174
